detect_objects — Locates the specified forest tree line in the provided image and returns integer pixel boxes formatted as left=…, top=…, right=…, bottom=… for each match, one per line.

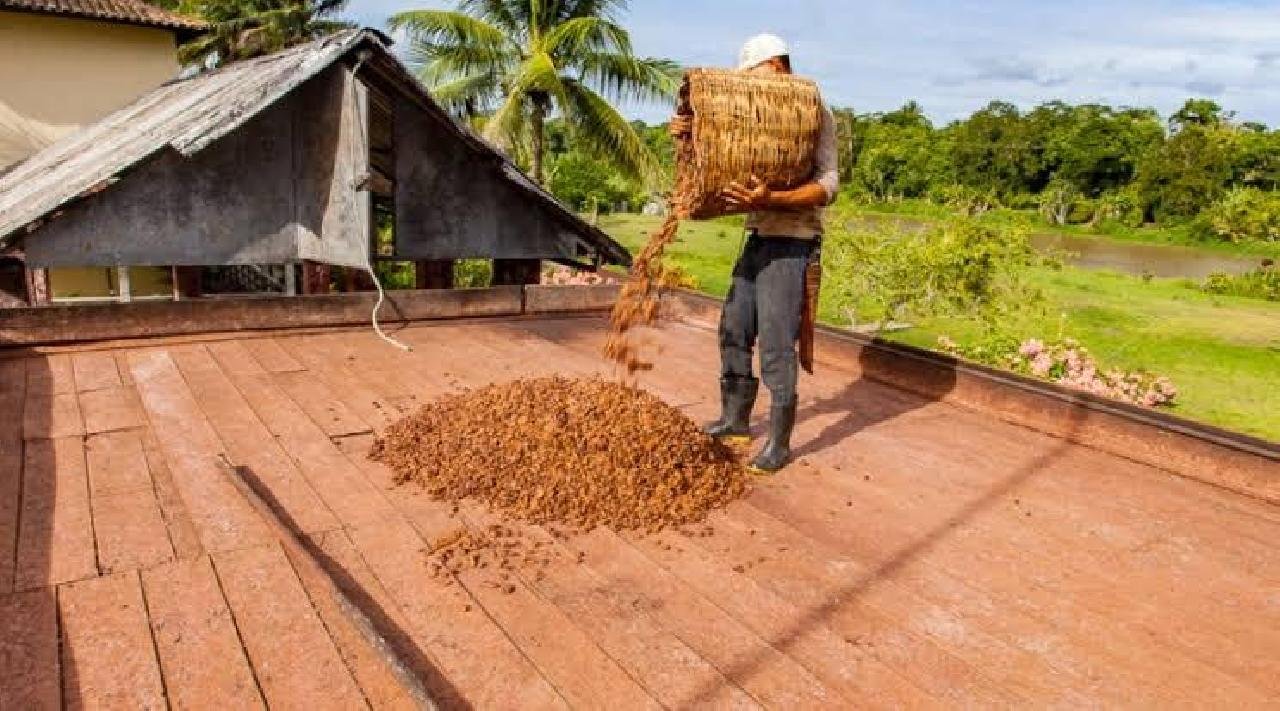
left=545, top=97, right=1280, bottom=245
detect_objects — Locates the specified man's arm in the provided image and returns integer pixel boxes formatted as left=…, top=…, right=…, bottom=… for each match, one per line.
left=722, top=106, right=840, bottom=211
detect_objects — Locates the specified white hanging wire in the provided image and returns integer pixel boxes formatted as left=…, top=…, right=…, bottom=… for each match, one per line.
left=350, top=52, right=412, bottom=352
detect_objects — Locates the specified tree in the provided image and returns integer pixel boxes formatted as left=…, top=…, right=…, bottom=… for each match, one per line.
left=173, top=0, right=353, bottom=66
left=391, top=0, right=678, bottom=185
left=1135, top=120, right=1234, bottom=221
left=944, top=101, right=1040, bottom=199
left=1170, top=98, right=1229, bottom=132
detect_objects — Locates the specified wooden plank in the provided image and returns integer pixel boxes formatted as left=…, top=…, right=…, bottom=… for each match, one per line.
left=308, top=530, right=431, bottom=711
left=0, top=366, right=24, bottom=592
left=59, top=572, right=167, bottom=709
left=745, top=447, right=1276, bottom=706
left=240, top=337, right=305, bottom=373
left=126, top=349, right=271, bottom=553
left=212, top=544, right=368, bottom=709
left=0, top=589, right=61, bottom=709
left=168, top=345, right=339, bottom=535
left=142, top=556, right=264, bottom=709
left=23, top=391, right=83, bottom=441
left=571, top=527, right=839, bottom=708
left=91, top=489, right=174, bottom=574
left=79, top=387, right=146, bottom=434
left=347, top=519, right=566, bottom=709
left=111, top=353, right=203, bottom=561
left=276, top=336, right=406, bottom=432
left=207, top=341, right=398, bottom=530
left=26, top=354, right=75, bottom=396
left=721, top=500, right=1165, bottom=706
left=697, top=505, right=1086, bottom=704
left=71, top=352, right=122, bottom=392
left=272, top=370, right=371, bottom=437
left=85, top=430, right=152, bottom=497
left=463, top=509, right=758, bottom=710
left=16, top=437, right=96, bottom=590
left=139, top=429, right=205, bottom=562
left=635, top=527, right=988, bottom=706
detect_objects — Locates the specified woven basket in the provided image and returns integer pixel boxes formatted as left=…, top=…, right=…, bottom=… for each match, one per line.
left=672, top=68, right=824, bottom=220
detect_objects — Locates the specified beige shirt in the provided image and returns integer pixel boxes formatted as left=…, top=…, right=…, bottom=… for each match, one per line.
left=745, top=105, right=839, bottom=239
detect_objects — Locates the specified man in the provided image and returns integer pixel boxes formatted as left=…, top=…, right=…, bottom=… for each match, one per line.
left=671, top=33, right=839, bottom=473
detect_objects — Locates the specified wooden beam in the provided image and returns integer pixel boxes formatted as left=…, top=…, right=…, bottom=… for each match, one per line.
left=302, top=262, right=332, bottom=295
left=414, top=260, right=454, bottom=290
left=25, top=267, right=50, bottom=306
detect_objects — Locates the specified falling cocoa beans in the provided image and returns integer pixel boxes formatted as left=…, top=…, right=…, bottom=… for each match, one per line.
left=603, top=215, right=684, bottom=374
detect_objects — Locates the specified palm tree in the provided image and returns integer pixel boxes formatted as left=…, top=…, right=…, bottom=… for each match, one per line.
left=175, top=0, right=354, bottom=67
left=390, top=0, right=678, bottom=186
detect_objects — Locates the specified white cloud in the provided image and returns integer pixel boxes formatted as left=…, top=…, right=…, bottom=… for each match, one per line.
left=341, top=0, right=1280, bottom=125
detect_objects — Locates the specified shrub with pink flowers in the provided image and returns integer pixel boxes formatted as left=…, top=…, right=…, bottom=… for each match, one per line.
left=541, top=266, right=609, bottom=286
left=939, top=336, right=1179, bottom=408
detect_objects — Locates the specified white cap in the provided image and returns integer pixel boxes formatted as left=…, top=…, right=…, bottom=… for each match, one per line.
left=737, top=33, right=790, bottom=71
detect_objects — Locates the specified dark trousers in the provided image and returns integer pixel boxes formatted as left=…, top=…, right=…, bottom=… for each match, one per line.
left=719, top=233, right=816, bottom=405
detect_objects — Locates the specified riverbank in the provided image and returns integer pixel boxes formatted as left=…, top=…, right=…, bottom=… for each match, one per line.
left=852, top=198, right=1280, bottom=260
left=601, top=213, right=1280, bottom=442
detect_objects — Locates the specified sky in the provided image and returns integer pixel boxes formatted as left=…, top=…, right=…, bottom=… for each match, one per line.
left=343, top=0, right=1280, bottom=126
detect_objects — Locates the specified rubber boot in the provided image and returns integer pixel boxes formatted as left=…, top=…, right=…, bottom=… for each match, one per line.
left=703, top=377, right=758, bottom=442
left=750, top=400, right=797, bottom=474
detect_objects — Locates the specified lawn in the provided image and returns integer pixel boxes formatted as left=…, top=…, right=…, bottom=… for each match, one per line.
left=601, top=213, right=1280, bottom=442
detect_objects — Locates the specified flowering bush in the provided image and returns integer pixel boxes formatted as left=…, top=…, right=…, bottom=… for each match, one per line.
left=939, top=336, right=1178, bottom=408
left=541, top=266, right=608, bottom=286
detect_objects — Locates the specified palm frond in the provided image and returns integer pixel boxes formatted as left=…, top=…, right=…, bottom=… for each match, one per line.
left=561, top=79, right=662, bottom=185
left=559, top=0, right=626, bottom=22
left=430, top=72, right=504, bottom=116
left=389, top=10, right=513, bottom=55
left=483, top=90, right=529, bottom=153
left=406, top=41, right=517, bottom=83
left=542, top=16, right=631, bottom=58
left=458, top=0, right=526, bottom=38
left=576, top=53, right=679, bottom=104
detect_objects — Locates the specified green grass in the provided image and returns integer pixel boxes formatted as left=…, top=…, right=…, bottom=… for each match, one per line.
left=850, top=198, right=1280, bottom=259
left=600, top=213, right=1280, bottom=442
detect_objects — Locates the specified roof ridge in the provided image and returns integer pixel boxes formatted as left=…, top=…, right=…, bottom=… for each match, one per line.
left=0, top=0, right=209, bottom=31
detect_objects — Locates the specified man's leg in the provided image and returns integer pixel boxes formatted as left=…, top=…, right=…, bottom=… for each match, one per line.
left=719, top=239, right=759, bottom=380
left=751, top=238, right=812, bottom=471
left=705, top=238, right=760, bottom=439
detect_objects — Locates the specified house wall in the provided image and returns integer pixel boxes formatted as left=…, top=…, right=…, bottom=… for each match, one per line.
left=0, top=10, right=182, bottom=301
left=393, top=100, right=585, bottom=261
left=24, top=65, right=371, bottom=271
left=0, top=11, right=180, bottom=169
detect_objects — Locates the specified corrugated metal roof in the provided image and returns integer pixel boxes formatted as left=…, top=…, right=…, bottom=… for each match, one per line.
left=0, top=0, right=207, bottom=31
left=0, top=29, right=631, bottom=266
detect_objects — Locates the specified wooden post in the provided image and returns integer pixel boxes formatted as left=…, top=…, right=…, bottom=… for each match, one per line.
left=302, top=261, right=331, bottom=295
left=492, top=259, right=541, bottom=286
left=414, top=260, right=454, bottom=290
left=116, top=266, right=132, bottom=303
left=25, top=267, right=50, bottom=306
left=174, top=266, right=202, bottom=299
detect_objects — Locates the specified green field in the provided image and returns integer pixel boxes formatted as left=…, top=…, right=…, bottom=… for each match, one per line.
left=850, top=198, right=1280, bottom=260
left=601, top=213, right=1280, bottom=442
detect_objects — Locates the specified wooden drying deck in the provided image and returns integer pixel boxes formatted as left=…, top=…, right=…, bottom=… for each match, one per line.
left=2, top=312, right=1278, bottom=708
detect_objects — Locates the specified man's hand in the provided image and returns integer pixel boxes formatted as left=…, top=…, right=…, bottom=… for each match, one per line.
left=669, top=115, right=693, bottom=138
left=721, top=175, right=772, bottom=211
